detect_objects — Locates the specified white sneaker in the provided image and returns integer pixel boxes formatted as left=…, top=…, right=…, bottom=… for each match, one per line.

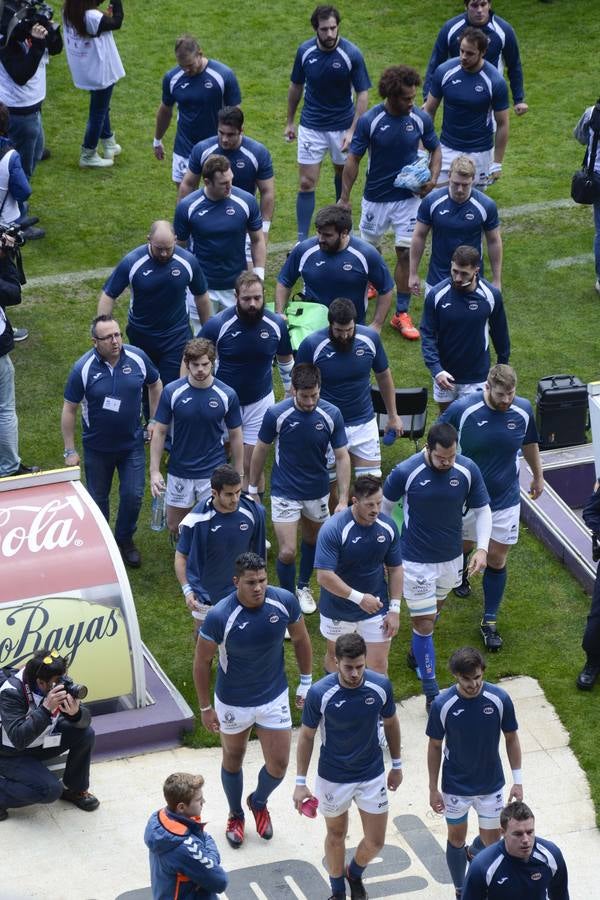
left=79, top=147, right=113, bottom=168
left=296, top=585, right=316, bottom=615
left=595, top=279, right=600, bottom=296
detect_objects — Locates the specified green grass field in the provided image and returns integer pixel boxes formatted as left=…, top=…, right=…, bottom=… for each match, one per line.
left=9, top=0, right=600, bottom=821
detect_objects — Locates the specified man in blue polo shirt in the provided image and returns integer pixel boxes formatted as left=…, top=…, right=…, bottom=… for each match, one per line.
left=285, top=4, right=371, bottom=242
left=276, top=205, right=394, bottom=331
left=424, top=27, right=510, bottom=189
left=174, top=154, right=265, bottom=327
left=98, top=221, right=211, bottom=391
left=61, top=315, right=162, bottom=567
left=427, top=647, right=523, bottom=898
left=153, top=34, right=241, bottom=186
left=340, top=65, right=441, bottom=341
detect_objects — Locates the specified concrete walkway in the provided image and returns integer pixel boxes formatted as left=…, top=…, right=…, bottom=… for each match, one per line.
left=1, top=676, right=596, bottom=899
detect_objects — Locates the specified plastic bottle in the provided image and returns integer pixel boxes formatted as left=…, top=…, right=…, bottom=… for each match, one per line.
left=150, top=492, right=166, bottom=531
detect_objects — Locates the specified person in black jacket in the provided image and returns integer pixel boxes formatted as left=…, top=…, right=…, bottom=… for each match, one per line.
left=577, top=482, right=600, bottom=690
left=0, top=648, right=99, bottom=821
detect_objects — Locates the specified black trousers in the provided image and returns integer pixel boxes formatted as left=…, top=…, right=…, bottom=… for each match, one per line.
left=583, top=567, right=600, bottom=666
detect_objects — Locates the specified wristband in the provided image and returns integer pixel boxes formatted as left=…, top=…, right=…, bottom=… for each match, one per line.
left=511, top=769, right=523, bottom=784
left=391, top=758, right=403, bottom=769
left=300, top=674, right=312, bottom=685
left=153, top=138, right=163, bottom=148
left=348, top=589, right=363, bottom=606
left=63, top=448, right=76, bottom=458
left=248, top=484, right=259, bottom=495
left=389, top=600, right=401, bottom=613
left=295, top=776, right=307, bottom=785
left=262, top=220, right=271, bottom=233
left=253, top=266, right=265, bottom=281
left=181, top=583, right=193, bottom=596
left=200, top=704, right=212, bottom=713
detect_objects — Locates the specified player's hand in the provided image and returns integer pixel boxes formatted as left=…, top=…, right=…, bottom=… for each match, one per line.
left=408, top=274, right=421, bottom=296
left=42, top=683, right=68, bottom=713
left=293, top=784, right=312, bottom=813
left=529, top=476, right=544, bottom=501
left=387, top=768, right=403, bottom=791
left=468, top=549, right=487, bottom=576
left=284, top=123, right=296, bottom=142
left=340, top=129, right=353, bottom=152
left=508, top=782, right=523, bottom=802
left=336, top=198, right=352, bottom=211
left=146, top=422, right=156, bottom=443
left=200, top=707, right=220, bottom=734
left=382, top=610, right=399, bottom=638
left=487, top=162, right=502, bottom=183
left=153, top=144, right=165, bottom=161
left=418, top=179, right=436, bottom=197
left=333, top=500, right=348, bottom=514
left=360, top=593, right=383, bottom=614
left=513, top=102, right=529, bottom=116
left=184, top=591, right=202, bottom=613
left=429, top=788, right=445, bottom=814
left=150, top=472, right=166, bottom=498
left=295, top=677, right=312, bottom=709
left=64, top=450, right=80, bottom=467
left=435, top=371, right=455, bottom=391
left=386, top=414, right=403, bottom=438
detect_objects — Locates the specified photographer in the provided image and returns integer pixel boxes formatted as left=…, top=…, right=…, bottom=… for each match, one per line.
left=576, top=482, right=600, bottom=690
left=0, top=648, right=99, bottom=821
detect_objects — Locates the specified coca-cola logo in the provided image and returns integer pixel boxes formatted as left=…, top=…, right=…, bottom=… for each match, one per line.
left=0, top=495, right=85, bottom=559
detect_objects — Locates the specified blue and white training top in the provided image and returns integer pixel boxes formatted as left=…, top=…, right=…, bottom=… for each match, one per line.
left=315, top=506, right=402, bottom=622
left=154, top=376, right=241, bottom=479
left=383, top=450, right=489, bottom=563
left=290, top=36, right=371, bottom=132
left=302, top=669, right=395, bottom=783
left=187, top=134, right=273, bottom=196
left=199, top=586, right=302, bottom=706
left=426, top=681, right=518, bottom=796
left=462, top=836, right=569, bottom=900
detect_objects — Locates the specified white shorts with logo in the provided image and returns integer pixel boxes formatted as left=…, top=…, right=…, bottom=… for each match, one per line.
left=433, top=379, right=486, bottom=404
left=172, top=151, right=189, bottom=184
left=442, top=789, right=504, bottom=828
left=463, top=503, right=520, bottom=545
left=359, top=196, right=420, bottom=247
left=327, top=418, right=381, bottom=479
left=241, top=392, right=274, bottom=445
left=297, top=125, right=347, bottom=166
left=439, top=144, right=493, bottom=190
left=271, top=494, right=330, bottom=524
left=166, top=474, right=211, bottom=508
left=215, top=687, right=292, bottom=734
left=315, top=771, right=389, bottom=817
left=403, top=555, right=463, bottom=615
left=320, top=612, right=390, bottom=644
left=188, top=288, right=236, bottom=331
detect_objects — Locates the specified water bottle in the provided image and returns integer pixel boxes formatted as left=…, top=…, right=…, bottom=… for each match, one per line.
left=383, top=429, right=397, bottom=446
left=151, top=492, right=166, bottom=532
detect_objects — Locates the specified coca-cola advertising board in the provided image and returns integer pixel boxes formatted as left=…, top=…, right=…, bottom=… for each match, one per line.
left=0, top=469, right=145, bottom=705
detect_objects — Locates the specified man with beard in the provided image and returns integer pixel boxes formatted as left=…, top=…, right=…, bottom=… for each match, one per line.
left=420, top=245, right=510, bottom=413
left=200, top=272, right=293, bottom=495
left=98, top=221, right=211, bottom=391
left=276, top=205, right=394, bottom=331
left=296, top=298, right=401, bottom=510
left=440, top=365, right=543, bottom=648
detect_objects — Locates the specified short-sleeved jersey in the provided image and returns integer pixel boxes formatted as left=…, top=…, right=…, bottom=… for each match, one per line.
left=295, top=325, right=388, bottom=425
left=420, top=278, right=510, bottom=384
left=199, top=587, right=301, bottom=706
left=416, top=187, right=499, bottom=286
left=177, top=495, right=266, bottom=605
left=349, top=103, right=440, bottom=202
left=258, top=397, right=347, bottom=501
left=154, top=376, right=242, bottom=479
left=383, top=450, right=489, bottom=563
left=441, top=393, right=539, bottom=511
left=277, top=236, right=394, bottom=324
left=64, top=345, right=159, bottom=453
left=187, top=135, right=273, bottom=196
left=462, top=836, right=569, bottom=900
left=302, top=670, right=395, bottom=783
left=428, top=60, right=509, bottom=153
left=102, top=245, right=208, bottom=340
left=315, top=507, right=402, bottom=622
left=174, top=187, right=262, bottom=291
left=290, top=36, right=371, bottom=132
left=423, top=12, right=525, bottom=107
left=426, top=682, right=518, bottom=796
left=161, top=59, right=241, bottom=157
left=200, top=307, right=292, bottom=406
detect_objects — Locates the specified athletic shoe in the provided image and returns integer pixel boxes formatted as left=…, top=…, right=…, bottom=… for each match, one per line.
left=0, top=807, right=7, bottom=821
left=61, top=788, right=100, bottom=811
left=406, top=648, right=422, bottom=679
left=346, top=865, right=368, bottom=899
left=247, top=793, right=273, bottom=840
left=22, top=225, right=45, bottom=240
left=576, top=663, right=600, bottom=690
left=367, top=282, right=377, bottom=299
left=453, top=577, right=471, bottom=598
left=480, top=622, right=503, bottom=651
left=390, top=311, right=420, bottom=340
left=296, top=585, right=316, bottom=615
left=595, top=279, right=600, bottom=295
left=225, top=814, right=245, bottom=848
left=79, top=147, right=113, bottom=168
left=12, top=327, right=29, bottom=342
left=100, top=134, right=122, bottom=159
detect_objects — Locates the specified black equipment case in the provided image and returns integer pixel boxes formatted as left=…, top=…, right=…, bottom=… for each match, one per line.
left=535, top=374, right=588, bottom=450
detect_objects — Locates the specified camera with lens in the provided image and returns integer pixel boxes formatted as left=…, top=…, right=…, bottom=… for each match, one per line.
left=59, top=675, right=89, bottom=701
left=0, top=220, right=27, bottom=248
left=0, top=0, right=54, bottom=46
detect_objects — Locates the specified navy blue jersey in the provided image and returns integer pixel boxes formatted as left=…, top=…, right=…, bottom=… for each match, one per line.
left=420, top=278, right=510, bottom=384
left=258, top=397, right=347, bottom=500
left=64, top=346, right=159, bottom=452
left=295, top=325, right=388, bottom=425
left=441, top=393, right=538, bottom=511
left=200, top=307, right=292, bottom=406
left=161, top=60, right=241, bottom=157
left=188, top=135, right=273, bottom=195
left=302, top=670, right=395, bottom=783
left=155, top=377, right=241, bottom=479
left=417, top=187, right=499, bottom=285
left=462, top=837, right=569, bottom=900
left=315, top=507, right=402, bottom=622
left=102, top=245, right=207, bottom=340
left=177, top=495, right=266, bottom=605
left=429, top=60, right=509, bottom=153
left=384, top=450, right=489, bottom=563
left=174, top=187, right=262, bottom=291
left=349, top=103, right=439, bottom=202
left=290, top=36, right=371, bottom=131
left=426, top=682, right=518, bottom=796
left=277, top=236, right=393, bottom=324
left=199, top=587, right=302, bottom=706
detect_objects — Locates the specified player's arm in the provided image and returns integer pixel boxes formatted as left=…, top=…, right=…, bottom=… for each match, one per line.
left=293, top=723, right=317, bottom=811
left=149, top=421, right=168, bottom=496
left=275, top=282, right=292, bottom=316
left=227, top=425, right=244, bottom=478
left=276, top=353, right=294, bottom=396
left=489, top=294, right=510, bottom=364
left=370, top=289, right=392, bottom=333
left=484, top=227, right=503, bottom=290
left=374, top=367, right=403, bottom=437
left=193, top=635, right=220, bottom=733
left=339, top=151, right=362, bottom=208
left=285, top=82, right=303, bottom=140
left=248, top=227, right=266, bottom=279
left=522, top=442, right=544, bottom=500
left=504, top=729, right=523, bottom=801
left=248, top=439, right=271, bottom=496
left=333, top=445, right=351, bottom=511
left=422, top=94, right=441, bottom=121
left=427, top=737, right=445, bottom=813
left=316, top=567, right=383, bottom=615
left=548, top=849, right=570, bottom=900
left=97, top=290, right=117, bottom=316
left=468, top=505, right=492, bottom=575
left=256, top=177, right=275, bottom=236
left=492, top=108, right=510, bottom=170
left=146, top=378, right=163, bottom=441
left=408, top=220, right=431, bottom=295
left=178, top=168, right=201, bottom=200
left=341, top=89, right=369, bottom=151
left=503, top=28, right=527, bottom=115
left=154, top=102, right=173, bottom=160
left=419, top=144, right=442, bottom=197
left=174, top=549, right=204, bottom=614
left=420, top=297, right=452, bottom=388
left=383, top=711, right=403, bottom=790
left=60, top=399, right=81, bottom=467
left=288, top=617, right=313, bottom=709
left=193, top=291, right=212, bottom=325
left=382, top=564, right=403, bottom=639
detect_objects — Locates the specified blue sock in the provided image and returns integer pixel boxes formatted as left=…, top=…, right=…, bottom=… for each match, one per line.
left=221, top=766, right=244, bottom=817
left=412, top=630, right=436, bottom=681
left=251, top=766, right=284, bottom=809
left=348, top=857, right=366, bottom=879
left=334, top=172, right=342, bottom=201
left=276, top=558, right=296, bottom=593
left=298, top=541, right=315, bottom=588
left=395, top=291, right=411, bottom=313
left=296, top=191, right=315, bottom=242
left=469, top=835, right=485, bottom=856
left=330, top=874, right=346, bottom=895
left=482, top=565, right=507, bottom=622
left=446, top=841, right=467, bottom=890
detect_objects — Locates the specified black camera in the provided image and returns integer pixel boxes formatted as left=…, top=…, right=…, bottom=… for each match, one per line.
left=593, top=533, right=600, bottom=563
left=0, top=219, right=28, bottom=248
left=0, top=0, right=54, bottom=46
left=59, top=675, right=88, bottom=701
